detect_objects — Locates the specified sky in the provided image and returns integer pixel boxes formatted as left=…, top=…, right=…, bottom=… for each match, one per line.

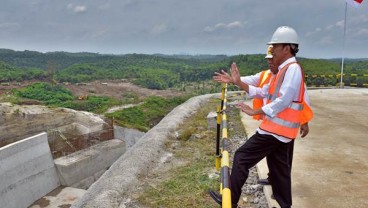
left=0, top=0, right=367, bottom=59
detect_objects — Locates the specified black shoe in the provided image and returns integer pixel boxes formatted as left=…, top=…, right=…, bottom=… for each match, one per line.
left=209, top=190, right=222, bottom=205
left=257, top=178, right=271, bottom=185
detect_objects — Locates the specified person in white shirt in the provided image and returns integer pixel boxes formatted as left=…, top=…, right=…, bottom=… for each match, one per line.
left=212, top=26, right=313, bottom=208
left=213, top=45, right=310, bottom=184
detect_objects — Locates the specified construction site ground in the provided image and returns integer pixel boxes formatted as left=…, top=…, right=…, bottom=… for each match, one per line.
left=63, top=81, right=184, bottom=99
left=0, top=80, right=184, bottom=99
left=241, top=88, right=368, bottom=208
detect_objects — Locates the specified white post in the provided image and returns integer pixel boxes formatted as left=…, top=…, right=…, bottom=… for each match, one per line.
left=340, top=3, right=348, bottom=88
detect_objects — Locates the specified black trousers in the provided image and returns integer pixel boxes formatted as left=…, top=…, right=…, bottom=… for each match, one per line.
left=230, top=132, right=293, bottom=208
left=267, top=139, right=294, bottom=182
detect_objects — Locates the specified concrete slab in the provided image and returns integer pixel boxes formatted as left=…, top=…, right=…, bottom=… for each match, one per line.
left=30, top=186, right=86, bottom=208
left=241, top=88, right=368, bottom=208
left=0, top=132, right=60, bottom=208
left=54, top=139, right=125, bottom=188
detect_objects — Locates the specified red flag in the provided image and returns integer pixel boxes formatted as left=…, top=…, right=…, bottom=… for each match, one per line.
left=346, top=0, right=364, bottom=7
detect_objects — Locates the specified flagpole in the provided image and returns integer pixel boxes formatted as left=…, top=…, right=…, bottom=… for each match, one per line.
left=340, top=2, right=348, bottom=88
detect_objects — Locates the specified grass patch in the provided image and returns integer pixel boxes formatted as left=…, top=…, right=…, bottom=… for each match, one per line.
left=8, top=82, right=123, bottom=113
left=137, top=99, right=221, bottom=208
left=106, top=95, right=190, bottom=131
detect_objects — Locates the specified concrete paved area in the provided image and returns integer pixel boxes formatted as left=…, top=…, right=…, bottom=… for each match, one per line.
left=30, top=186, right=86, bottom=208
left=241, top=88, right=368, bottom=208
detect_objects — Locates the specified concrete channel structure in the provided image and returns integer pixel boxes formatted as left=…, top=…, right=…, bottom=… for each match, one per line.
left=0, top=103, right=144, bottom=208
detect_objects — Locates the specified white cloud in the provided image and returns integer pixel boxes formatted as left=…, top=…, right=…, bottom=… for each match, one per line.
left=121, top=0, right=137, bottom=7
left=1, top=0, right=368, bottom=58
left=91, top=29, right=109, bottom=39
left=349, top=14, right=368, bottom=27
left=317, top=36, right=334, bottom=45
left=67, top=4, right=87, bottom=13
left=151, top=23, right=168, bottom=35
left=355, top=28, right=368, bottom=36
left=306, top=27, right=322, bottom=37
left=74, top=6, right=87, bottom=13
left=323, top=20, right=344, bottom=31
left=325, top=24, right=335, bottom=30
left=203, top=21, right=244, bottom=32
left=336, top=20, right=345, bottom=28
left=228, top=21, right=243, bottom=29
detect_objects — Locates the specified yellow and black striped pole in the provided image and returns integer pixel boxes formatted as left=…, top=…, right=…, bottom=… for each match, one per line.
left=215, top=105, right=221, bottom=171
left=211, top=83, right=232, bottom=207
left=218, top=83, right=232, bottom=207
left=220, top=110, right=231, bottom=207
left=221, top=84, right=231, bottom=207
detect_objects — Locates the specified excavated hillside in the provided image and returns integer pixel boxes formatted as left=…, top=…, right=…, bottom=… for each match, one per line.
left=0, top=102, right=113, bottom=158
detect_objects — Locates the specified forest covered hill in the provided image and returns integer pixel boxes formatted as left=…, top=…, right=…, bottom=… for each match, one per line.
left=1, top=48, right=368, bottom=89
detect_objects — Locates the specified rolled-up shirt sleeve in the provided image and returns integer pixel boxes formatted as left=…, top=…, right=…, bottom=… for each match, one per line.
left=248, top=83, right=269, bottom=99
left=261, top=63, right=302, bottom=118
left=240, top=72, right=261, bottom=87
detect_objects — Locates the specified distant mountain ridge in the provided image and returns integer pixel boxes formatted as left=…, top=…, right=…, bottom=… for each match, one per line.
left=1, top=48, right=367, bottom=89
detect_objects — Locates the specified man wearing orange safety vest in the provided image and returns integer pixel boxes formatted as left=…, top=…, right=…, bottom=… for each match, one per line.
left=242, top=45, right=310, bottom=186
left=213, top=26, right=313, bottom=208
left=240, top=45, right=275, bottom=121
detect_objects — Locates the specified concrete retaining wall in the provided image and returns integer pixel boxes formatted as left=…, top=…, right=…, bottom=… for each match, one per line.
left=114, top=126, right=145, bottom=148
left=54, top=139, right=126, bottom=189
left=0, top=132, right=60, bottom=208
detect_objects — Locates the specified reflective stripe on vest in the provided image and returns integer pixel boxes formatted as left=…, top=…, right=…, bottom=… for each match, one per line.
left=265, top=115, right=300, bottom=128
left=259, top=62, right=306, bottom=139
left=252, top=70, right=272, bottom=120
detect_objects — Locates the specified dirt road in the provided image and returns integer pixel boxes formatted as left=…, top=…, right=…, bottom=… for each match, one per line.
left=242, top=88, right=368, bottom=208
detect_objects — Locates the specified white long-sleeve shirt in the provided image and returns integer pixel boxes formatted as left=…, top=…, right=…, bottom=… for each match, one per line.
left=240, top=71, right=264, bottom=87
left=246, top=57, right=310, bottom=143
left=240, top=69, right=270, bottom=106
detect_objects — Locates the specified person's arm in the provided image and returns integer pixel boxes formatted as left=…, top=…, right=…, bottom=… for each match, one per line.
left=240, top=72, right=262, bottom=87
left=230, top=62, right=250, bottom=93
left=300, top=80, right=311, bottom=138
left=232, top=63, right=270, bottom=99
left=213, top=62, right=268, bottom=98
left=236, top=102, right=265, bottom=116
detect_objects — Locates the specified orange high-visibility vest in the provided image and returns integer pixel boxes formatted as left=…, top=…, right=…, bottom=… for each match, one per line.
left=253, top=70, right=272, bottom=120
left=259, top=62, right=313, bottom=139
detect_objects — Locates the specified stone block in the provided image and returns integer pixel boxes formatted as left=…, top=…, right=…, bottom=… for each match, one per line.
left=54, top=139, right=125, bottom=188
left=206, top=111, right=218, bottom=129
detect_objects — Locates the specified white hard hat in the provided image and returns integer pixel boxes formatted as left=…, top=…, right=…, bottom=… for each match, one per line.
left=267, top=26, right=299, bottom=45
left=265, top=45, right=273, bottom=59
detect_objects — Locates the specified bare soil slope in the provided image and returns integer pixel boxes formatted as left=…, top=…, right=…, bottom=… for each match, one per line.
left=64, top=81, right=184, bottom=99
